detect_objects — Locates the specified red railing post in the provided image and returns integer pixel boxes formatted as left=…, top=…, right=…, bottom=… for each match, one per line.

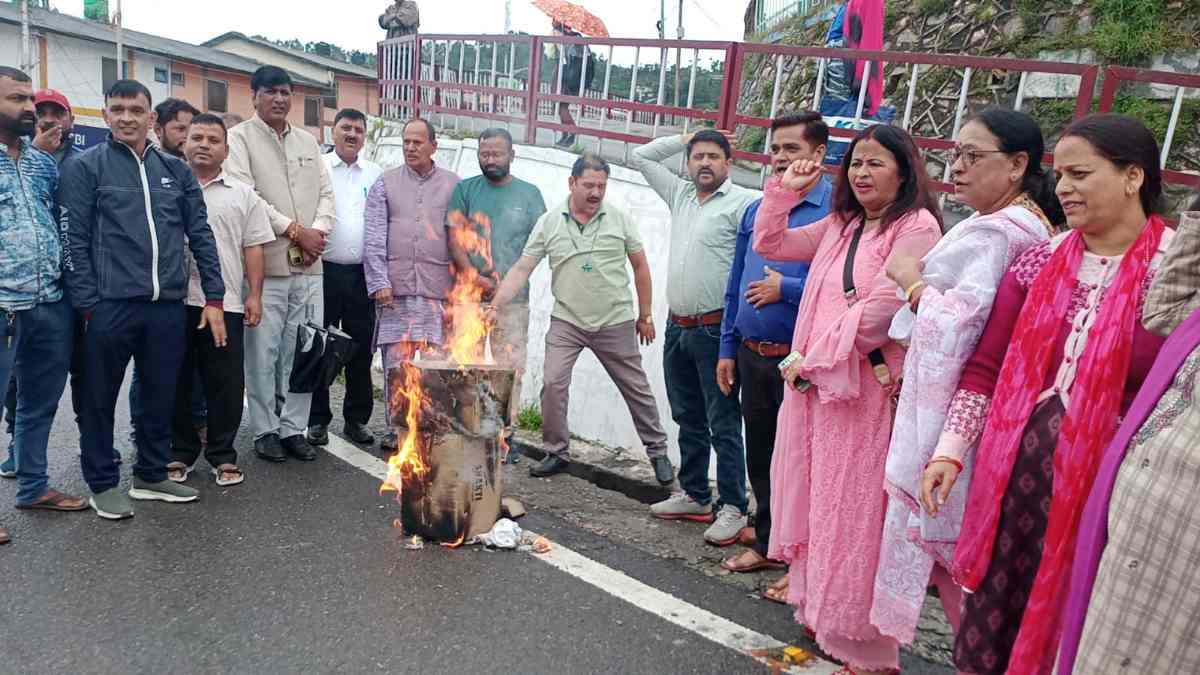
left=524, top=35, right=542, bottom=145
left=1073, top=65, right=1100, bottom=119
left=716, top=41, right=743, bottom=132
left=1095, top=66, right=1121, bottom=114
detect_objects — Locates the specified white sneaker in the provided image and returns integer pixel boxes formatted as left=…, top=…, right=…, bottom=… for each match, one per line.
left=704, top=505, right=748, bottom=546
left=650, top=491, right=714, bottom=523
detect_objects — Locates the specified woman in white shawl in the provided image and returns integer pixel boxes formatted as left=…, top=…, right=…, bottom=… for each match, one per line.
left=869, top=108, right=1061, bottom=646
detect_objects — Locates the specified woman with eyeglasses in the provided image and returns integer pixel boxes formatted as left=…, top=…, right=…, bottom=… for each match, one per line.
left=869, top=108, right=1060, bottom=650
left=753, top=124, right=942, bottom=675
left=923, top=114, right=1172, bottom=674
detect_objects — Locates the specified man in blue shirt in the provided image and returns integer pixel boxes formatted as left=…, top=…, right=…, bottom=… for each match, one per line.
left=715, top=112, right=830, bottom=574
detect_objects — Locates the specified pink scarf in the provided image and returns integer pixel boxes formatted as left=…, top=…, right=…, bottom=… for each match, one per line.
left=954, top=216, right=1166, bottom=673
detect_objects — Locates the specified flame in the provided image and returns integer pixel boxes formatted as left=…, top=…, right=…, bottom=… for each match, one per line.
left=380, top=360, right=429, bottom=495
left=445, top=221, right=496, bottom=367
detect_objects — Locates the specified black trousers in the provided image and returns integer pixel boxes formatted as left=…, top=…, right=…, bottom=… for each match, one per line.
left=737, top=343, right=787, bottom=557
left=4, top=314, right=86, bottom=435
left=172, top=307, right=245, bottom=467
left=309, top=262, right=376, bottom=428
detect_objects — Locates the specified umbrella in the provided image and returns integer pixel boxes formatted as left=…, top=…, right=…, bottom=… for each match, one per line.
left=531, top=0, right=609, bottom=38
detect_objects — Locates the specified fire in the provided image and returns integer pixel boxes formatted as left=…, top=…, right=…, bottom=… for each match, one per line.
left=445, top=221, right=496, bottom=367
left=380, top=361, right=429, bottom=496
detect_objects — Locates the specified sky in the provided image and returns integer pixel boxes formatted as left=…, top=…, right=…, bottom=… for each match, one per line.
left=66, top=0, right=748, bottom=53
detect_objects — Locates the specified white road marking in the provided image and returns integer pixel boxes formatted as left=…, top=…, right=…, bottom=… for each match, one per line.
left=321, top=432, right=839, bottom=674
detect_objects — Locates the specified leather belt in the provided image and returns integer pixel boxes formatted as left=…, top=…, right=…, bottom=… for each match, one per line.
left=742, top=339, right=791, bottom=358
left=669, top=310, right=723, bottom=328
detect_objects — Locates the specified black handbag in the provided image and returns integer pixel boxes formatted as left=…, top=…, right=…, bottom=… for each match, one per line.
left=289, top=321, right=358, bottom=394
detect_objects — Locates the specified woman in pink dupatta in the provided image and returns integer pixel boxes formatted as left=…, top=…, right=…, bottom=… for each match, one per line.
left=753, top=125, right=941, bottom=674
left=870, top=109, right=1059, bottom=647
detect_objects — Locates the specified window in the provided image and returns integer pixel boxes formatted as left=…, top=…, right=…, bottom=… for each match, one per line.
left=323, top=83, right=338, bottom=110
left=304, top=96, right=321, bottom=127
left=171, top=72, right=185, bottom=86
left=205, top=79, right=228, bottom=113
left=101, top=57, right=130, bottom=94
left=154, top=67, right=168, bottom=84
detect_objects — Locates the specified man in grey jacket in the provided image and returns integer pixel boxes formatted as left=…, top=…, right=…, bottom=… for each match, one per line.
left=60, top=79, right=226, bottom=521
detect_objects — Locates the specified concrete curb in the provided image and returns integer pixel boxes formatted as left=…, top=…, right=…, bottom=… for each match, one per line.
left=511, top=431, right=673, bottom=505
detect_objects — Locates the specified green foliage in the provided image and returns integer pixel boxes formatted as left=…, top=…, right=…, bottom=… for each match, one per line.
left=917, top=0, right=953, bottom=18
left=1089, top=0, right=1180, bottom=65
left=252, top=35, right=377, bottom=69
left=517, top=404, right=543, bottom=432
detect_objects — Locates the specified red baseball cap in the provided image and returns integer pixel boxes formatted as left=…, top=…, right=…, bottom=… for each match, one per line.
left=34, top=89, right=72, bottom=114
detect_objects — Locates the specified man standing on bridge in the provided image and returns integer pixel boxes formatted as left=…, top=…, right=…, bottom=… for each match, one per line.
left=633, top=130, right=758, bottom=546
left=488, top=154, right=673, bottom=483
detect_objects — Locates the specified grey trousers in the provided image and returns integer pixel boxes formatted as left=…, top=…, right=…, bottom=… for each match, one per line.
left=542, top=318, right=668, bottom=459
left=245, top=274, right=324, bottom=441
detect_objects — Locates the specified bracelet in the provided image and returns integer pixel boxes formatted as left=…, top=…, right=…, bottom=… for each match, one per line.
left=903, top=280, right=927, bottom=303
left=926, top=456, right=964, bottom=472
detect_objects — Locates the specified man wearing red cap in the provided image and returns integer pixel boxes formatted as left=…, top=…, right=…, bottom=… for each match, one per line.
left=31, top=89, right=79, bottom=165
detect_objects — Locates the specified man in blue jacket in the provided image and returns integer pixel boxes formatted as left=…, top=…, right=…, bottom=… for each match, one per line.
left=715, top=112, right=830, bottom=572
left=0, top=67, right=89, bottom=544
left=59, top=79, right=227, bottom=521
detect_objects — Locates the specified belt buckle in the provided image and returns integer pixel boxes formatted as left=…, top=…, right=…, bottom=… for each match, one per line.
left=843, top=289, right=859, bottom=307
left=755, top=341, right=771, bottom=357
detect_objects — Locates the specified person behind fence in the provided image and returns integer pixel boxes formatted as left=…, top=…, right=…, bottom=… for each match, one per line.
left=306, top=108, right=383, bottom=449
left=922, top=114, right=1172, bottom=675
left=363, top=117, right=459, bottom=450
left=225, top=65, right=335, bottom=465
left=2, top=88, right=88, bottom=482
left=488, top=154, right=673, bottom=482
left=632, top=129, right=758, bottom=545
left=60, top=79, right=227, bottom=521
left=754, top=124, right=942, bottom=674
left=447, top=128, right=547, bottom=397
left=716, top=112, right=831, bottom=573
left=166, top=113, right=274, bottom=488
left=869, top=107, right=1059, bottom=651
left=1057, top=194, right=1200, bottom=675
left=548, top=21, right=593, bottom=149
left=0, top=66, right=88, bottom=542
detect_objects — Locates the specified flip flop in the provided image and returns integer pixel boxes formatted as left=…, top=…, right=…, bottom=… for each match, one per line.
left=166, top=462, right=195, bottom=483
left=15, top=488, right=89, bottom=512
left=212, top=464, right=244, bottom=487
left=721, top=548, right=787, bottom=573
left=762, top=576, right=790, bottom=604
left=0, top=526, right=9, bottom=545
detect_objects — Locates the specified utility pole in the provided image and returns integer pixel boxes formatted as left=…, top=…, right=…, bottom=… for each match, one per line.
left=673, top=0, right=684, bottom=109
left=20, top=0, right=31, bottom=77
left=115, top=0, right=124, bottom=75
left=504, top=0, right=512, bottom=33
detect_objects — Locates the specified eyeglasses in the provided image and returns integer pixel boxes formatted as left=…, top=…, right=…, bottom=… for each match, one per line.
left=951, top=147, right=1006, bottom=168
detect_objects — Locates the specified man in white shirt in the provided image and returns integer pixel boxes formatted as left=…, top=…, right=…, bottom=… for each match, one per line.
left=307, top=108, right=383, bottom=447
left=168, top=113, right=274, bottom=487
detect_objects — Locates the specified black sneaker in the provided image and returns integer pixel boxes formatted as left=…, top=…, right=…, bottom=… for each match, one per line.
left=254, top=433, right=287, bottom=463
left=306, top=424, right=329, bottom=446
left=343, top=422, right=374, bottom=445
left=650, top=456, right=675, bottom=486
left=529, top=454, right=569, bottom=478
left=280, top=434, right=318, bottom=461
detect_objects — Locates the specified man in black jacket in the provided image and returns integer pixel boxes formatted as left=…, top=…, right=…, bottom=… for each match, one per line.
left=59, top=80, right=227, bottom=521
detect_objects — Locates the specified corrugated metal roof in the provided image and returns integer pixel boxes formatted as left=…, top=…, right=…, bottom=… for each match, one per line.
left=203, top=32, right=377, bottom=80
left=0, top=4, right=329, bottom=90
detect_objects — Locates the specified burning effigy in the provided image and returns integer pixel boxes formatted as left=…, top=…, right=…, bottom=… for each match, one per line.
left=379, top=225, right=518, bottom=545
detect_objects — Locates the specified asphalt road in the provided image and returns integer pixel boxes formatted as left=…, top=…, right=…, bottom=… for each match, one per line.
left=1, top=372, right=953, bottom=674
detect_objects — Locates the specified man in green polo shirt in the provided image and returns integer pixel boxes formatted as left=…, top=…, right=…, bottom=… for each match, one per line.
left=489, top=154, right=673, bottom=484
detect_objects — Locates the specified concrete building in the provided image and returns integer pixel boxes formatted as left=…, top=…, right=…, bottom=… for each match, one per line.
left=0, top=3, right=342, bottom=141
left=203, top=32, right=379, bottom=134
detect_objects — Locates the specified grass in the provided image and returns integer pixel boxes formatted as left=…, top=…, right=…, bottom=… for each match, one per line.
left=517, top=404, right=543, bottom=432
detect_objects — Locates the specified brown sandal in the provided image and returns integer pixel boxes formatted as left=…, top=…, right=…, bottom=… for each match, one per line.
left=762, top=575, right=790, bottom=604
left=15, top=488, right=89, bottom=511
left=212, top=464, right=244, bottom=487
left=0, top=525, right=10, bottom=545
left=721, top=548, right=787, bottom=573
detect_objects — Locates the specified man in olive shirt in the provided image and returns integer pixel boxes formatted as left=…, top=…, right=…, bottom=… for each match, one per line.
left=632, top=130, right=758, bottom=545
left=225, top=66, right=335, bottom=464
left=490, top=155, right=672, bottom=484
left=447, top=127, right=546, bottom=372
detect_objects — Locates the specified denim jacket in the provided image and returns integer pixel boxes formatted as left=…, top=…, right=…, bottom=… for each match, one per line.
left=0, top=138, right=62, bottom=312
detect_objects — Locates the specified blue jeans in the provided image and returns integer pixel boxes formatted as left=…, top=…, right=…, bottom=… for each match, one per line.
left=128, top=366, right=206, bottom=433
left=0, top=298, right=73, bottom=503
left=663, top=321, right=747, bottom=513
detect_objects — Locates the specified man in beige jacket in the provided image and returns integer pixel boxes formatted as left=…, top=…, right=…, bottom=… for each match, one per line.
left=225, top=66, right=335, bottom=464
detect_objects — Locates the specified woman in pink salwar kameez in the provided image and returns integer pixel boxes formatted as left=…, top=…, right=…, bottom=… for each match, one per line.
left=753, top=125, right=942, bottom=674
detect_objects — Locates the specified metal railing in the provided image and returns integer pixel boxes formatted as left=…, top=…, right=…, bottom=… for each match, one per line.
left=1097, top=65, right=1200, bottom=189
left=379, top=33, right=1198, bottom=196
left=755, top=0, right=833, bottom=34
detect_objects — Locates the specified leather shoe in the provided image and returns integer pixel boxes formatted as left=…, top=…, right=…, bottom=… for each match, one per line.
left=343, top=422, right=374, bottom=445
left=254, top=433, right=287, bottom=463
left=280, top=435, right=318, bottom=461
left=307, top=424, right=329, bottom=446
left=529, top=454, right=569, bottom=478
left=380, top=431, right=398, bottom=452
left=650, top=456, right=675, bottom=486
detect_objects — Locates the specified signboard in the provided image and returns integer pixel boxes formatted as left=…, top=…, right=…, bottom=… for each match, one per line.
left=83, top=0, right=109, bottom=22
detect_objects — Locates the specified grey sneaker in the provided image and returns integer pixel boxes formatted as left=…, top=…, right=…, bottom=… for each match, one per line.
left=703, top=505, right=748, bottom=546
left=650, top=491, right=714, bottom=523
left=90, top=488, right=134, bottom=520
left=129, top=478, right=199, bottom=504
